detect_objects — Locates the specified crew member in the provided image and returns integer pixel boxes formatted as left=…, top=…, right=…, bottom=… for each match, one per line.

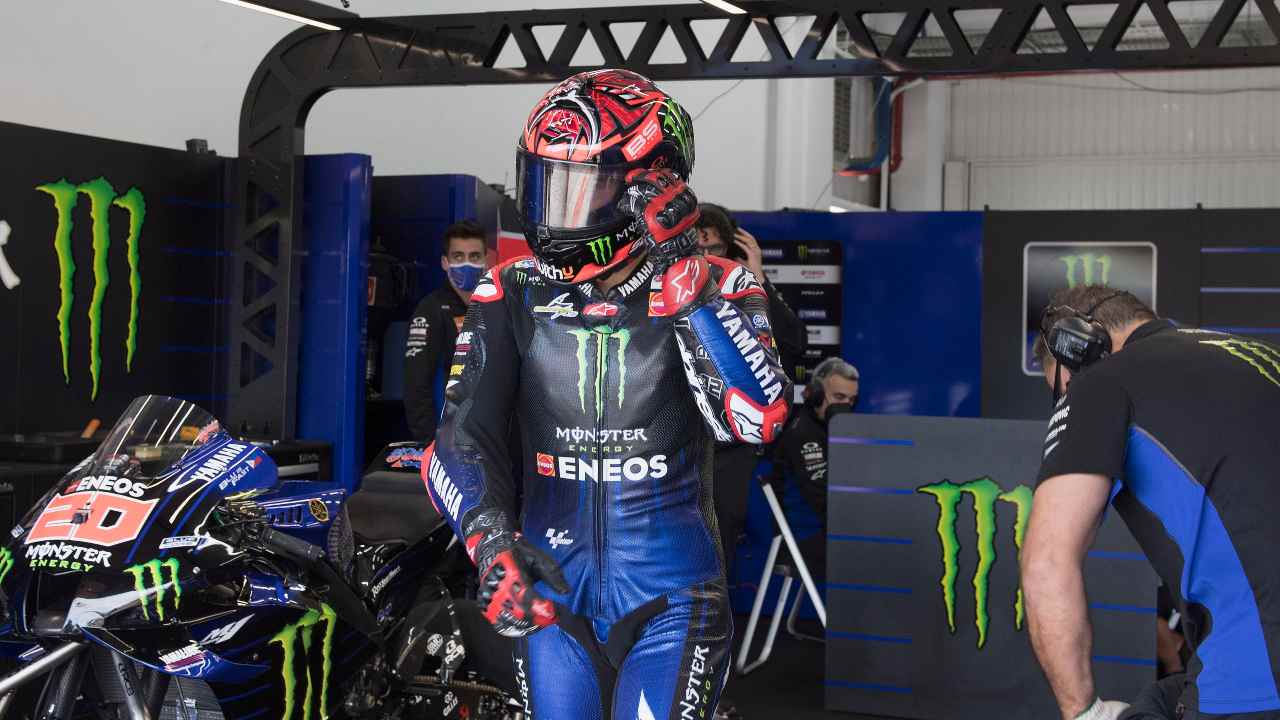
left=769, top=356, right=859, bottom=573
left=695, top=203, right=806, bottom=376
left=1021, top=284, right=1280, bottom=720
left=424, top=70, right=789, bottom=720
left=403, top=220, right=491, bottom=442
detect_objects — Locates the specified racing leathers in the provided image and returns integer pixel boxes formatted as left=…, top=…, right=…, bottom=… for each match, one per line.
left=423, top=252, right=789, bottom=719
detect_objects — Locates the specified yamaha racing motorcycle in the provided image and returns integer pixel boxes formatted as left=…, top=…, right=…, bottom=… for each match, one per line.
left=0, top=395, right=520, bottom=719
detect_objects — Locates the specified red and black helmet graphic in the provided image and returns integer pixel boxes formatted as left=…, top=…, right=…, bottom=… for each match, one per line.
left=515, top=69, right=696, bottom=285
left=519, top=69, right=695, bottom=174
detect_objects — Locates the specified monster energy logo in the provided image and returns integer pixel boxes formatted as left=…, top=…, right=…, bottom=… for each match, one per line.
left=662, top=100, right=693, bottom=163
left=587, top=236, right=614, bottom=265
left=1201, top=338, right=1280, bottom=388
left=272, top=604, right=336, bottom=720
left=0, top=548, right=12, bottom=585
left=1059, top=252, right=1110, bottom=288
left=35, top=177, right=146, bottom=401
left=917, top=478, right=1033, bottom=648
left=124, top=558, right=181, bottom=621
left=568, top=327, right=630, bottom=421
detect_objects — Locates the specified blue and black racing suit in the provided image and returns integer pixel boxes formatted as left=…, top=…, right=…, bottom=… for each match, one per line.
left=424, top=253, right=789, bottom=719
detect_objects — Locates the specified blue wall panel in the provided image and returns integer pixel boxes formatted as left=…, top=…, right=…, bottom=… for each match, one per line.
left=735, top=210, right=984, bottom=418
left=298, top=154, right=372, bottom=491
left=727, top=210, right=984, bottom=614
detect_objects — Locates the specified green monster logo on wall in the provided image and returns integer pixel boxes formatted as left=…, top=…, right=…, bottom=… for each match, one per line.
left=272, top=604, right=337, bottom=720
left=568, top=327, right=630, bottom=421
left=917, top=478, right=1033, bottom=649
left=35, top=177, right=146, bottom=401
left=124, top=558, right=181, bottom=621
left=1059, top=252, right=1111, bottom=288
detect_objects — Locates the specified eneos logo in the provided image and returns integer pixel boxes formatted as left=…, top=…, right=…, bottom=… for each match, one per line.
left=36, top=178, right=146, bottom=400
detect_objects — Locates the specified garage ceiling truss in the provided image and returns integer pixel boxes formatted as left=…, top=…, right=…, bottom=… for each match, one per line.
left=230, top=0, right=1280, bottom=437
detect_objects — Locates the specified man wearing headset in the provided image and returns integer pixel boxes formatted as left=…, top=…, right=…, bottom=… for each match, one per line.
left=767, top=356, right=860, bottom=573
left=1022, top=284, right=1280, bottom=720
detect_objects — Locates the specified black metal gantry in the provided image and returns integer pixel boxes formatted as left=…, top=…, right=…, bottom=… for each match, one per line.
left=231, top=0, right=1280, bottom=437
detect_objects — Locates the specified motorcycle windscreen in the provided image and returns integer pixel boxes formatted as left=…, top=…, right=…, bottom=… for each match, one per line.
left=87, top=395, right=220, bottom=480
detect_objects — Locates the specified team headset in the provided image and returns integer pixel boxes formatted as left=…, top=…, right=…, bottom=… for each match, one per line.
left=807, top=358, right=860, bottom=415
left=1039, top=290, right=1126, bottom=403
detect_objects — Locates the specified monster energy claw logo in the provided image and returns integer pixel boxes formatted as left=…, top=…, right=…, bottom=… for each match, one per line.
left=1059, top=252, right=1110, bottom=288
left=917, top=478, right=1033, bottom=649
left=1201, top=338, right=1280, bottom=388
left=272, top=604, right=337, bottom=720
left=0, top=548, right=12, bottom=585
left=124, top=558, right=181, bottom=621
left=568, top=327, right=630, bottom=421
left=662, top=100, right=693, bottom=161
left=36, top=177, right=146, bottom=401
left=587, top=236, right=614, bottom=266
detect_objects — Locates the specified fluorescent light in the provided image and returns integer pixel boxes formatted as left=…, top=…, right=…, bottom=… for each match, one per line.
left=214, top=0, right=341, bottom=31
left=700, top=0, right=747, bottom=15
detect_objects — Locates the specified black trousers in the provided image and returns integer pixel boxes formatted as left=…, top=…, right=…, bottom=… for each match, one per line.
left=712, top=444, right=757, bottom=585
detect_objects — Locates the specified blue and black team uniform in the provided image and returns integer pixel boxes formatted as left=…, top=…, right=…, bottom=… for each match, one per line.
left=1037, top=320, right=1280, bottom=719
left=425, top=254, right=790, bottom=719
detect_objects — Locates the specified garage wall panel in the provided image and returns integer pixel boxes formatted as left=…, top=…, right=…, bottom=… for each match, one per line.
left=948, top=69, right=1280, bottom=210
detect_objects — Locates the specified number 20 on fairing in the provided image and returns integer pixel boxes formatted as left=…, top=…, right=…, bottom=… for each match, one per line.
left=25, top=492, right=158, bottom=547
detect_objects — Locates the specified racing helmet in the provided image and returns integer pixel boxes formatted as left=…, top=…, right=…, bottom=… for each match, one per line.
left=517, top=69, right=696, bottom=284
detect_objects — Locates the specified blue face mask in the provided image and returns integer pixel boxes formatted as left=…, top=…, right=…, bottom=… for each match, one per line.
left=448, top=262, right=486, bottom=292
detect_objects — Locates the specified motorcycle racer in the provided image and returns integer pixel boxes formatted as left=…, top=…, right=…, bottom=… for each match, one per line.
left=424, top=69, right=789, bottom=720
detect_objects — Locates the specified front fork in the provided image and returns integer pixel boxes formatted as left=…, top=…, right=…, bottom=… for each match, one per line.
left=0, top=644, right=171, bottom=720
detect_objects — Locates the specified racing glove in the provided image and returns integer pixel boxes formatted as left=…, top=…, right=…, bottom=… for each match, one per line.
left=1074, top=698, right=1130, bottom=720
left=464, top=511, right=570, bottom=638
left=618, top=168, right=700, bottom=268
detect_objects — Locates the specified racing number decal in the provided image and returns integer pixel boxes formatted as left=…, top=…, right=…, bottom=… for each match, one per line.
left=26, top=491, right=158, bottom=546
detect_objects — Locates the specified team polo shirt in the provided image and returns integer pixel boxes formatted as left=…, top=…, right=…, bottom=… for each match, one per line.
left=1037, top=320, right=1280, bottom=719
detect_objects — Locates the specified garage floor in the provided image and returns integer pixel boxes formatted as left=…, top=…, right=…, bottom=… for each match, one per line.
left=727, top=617, right=885, bottom=720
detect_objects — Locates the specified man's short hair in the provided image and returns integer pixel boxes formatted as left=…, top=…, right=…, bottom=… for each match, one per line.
left=811, top=357, right=859, bottom=389
left=1032, top=284, right=1156, bottom=366
left=441, top=220, right=486, bottom=255
left=695, top=203, right=736, bottom=243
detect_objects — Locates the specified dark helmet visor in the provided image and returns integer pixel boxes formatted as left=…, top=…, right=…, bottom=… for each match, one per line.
left=516, top=152, right=633, bottom=232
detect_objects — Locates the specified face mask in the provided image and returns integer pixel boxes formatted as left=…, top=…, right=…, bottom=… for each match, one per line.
left=448, top=262, right=485, bottom=292
left=825, top=402, right=854, bottom=421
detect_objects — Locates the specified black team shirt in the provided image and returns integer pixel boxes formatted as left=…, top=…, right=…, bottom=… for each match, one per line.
left=403, top=284, right=466, bottom=442
left=1036, top=320, right=1280, bottom=720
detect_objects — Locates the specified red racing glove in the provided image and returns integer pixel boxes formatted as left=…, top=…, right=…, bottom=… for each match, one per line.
left=465, top=514, right=570, bottom=638
left=618, top=169, right=700, bottom=268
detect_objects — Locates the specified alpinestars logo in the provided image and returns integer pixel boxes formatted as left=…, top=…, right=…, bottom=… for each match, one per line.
left=125, top=558, right=181, bottom=621
left=272, top=604, right=336, bottom=720
left=1200, top=338, right=1280, bottom=388
left=36, top=178, right=146, bottom=401
left=917, top=478, right=1033, bottom=648
left=568, top=327, right=630, bottom=420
